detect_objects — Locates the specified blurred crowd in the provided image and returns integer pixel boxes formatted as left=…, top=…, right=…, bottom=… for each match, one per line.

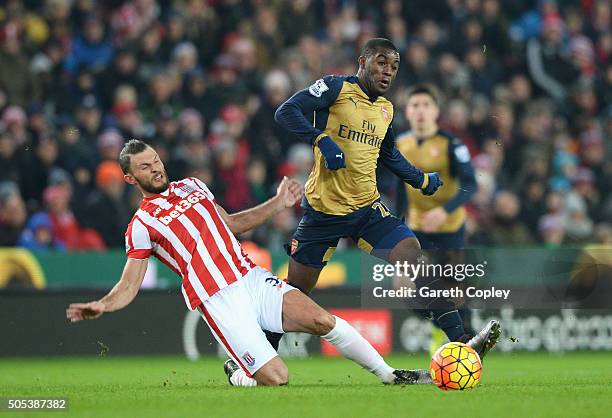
left=0, top=0, right=610, bottom=252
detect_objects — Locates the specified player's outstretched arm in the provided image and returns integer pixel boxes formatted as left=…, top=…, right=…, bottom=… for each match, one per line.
left=379, top=127, right=443, bottom=195
left=217, top=176, right=303, bottom=235
left=66, top=258, right=149, bottom=322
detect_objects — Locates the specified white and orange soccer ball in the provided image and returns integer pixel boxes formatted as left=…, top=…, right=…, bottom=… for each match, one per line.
left=430, top=342, right=482, bottom=390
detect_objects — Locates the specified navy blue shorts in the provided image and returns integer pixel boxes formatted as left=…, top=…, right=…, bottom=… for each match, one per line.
left=289, top=199, right=415, bottom=268
left=413, top=225, right=466, bottom=250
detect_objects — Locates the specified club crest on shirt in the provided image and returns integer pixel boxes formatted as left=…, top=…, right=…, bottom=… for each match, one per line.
left=242, top=351, right=256, bottom=367
left=381, top=107, right=389, bottom=121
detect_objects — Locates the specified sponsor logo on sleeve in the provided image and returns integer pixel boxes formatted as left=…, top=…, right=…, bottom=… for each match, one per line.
left=454, top=144, right=471, bottom=163
left=308, top=79, right=329, bottom=97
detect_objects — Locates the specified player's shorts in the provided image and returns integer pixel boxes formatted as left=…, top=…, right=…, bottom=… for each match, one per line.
left=413, top=225, right=466, bottom=250
left=289, top=199, right=415, bottom=268
left=198, top=266, right=296, bottom=376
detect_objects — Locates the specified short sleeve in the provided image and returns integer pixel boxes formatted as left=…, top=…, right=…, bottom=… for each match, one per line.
left=125, top=217, right=153, bottom=259
left=188, top=177, right=215, bottom=200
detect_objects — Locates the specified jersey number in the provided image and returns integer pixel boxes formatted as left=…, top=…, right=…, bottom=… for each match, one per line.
left=372, top=202, right=391, bottom=218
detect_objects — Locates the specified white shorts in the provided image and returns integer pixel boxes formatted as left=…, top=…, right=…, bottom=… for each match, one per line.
left=198, top=266, right=295, bottom=375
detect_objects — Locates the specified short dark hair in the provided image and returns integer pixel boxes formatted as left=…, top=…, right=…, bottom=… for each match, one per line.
left=406, top=83, right=440, bottom=105
left=119, top=139, right=149, bottom=174
left=361, top=38, right=399, bottom=58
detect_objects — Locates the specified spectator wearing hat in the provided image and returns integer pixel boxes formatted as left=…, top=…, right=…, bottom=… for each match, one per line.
left=2, top=105, right=29, bottom=146
left=97, top=129, right=124, bottom=162
left=18, top=212, right=65, bottom=251
left=76, top=94, right=103, bottom=145
left=539, top=213, right=566, bottom=247
left=79, top=161, right=131, bottom=248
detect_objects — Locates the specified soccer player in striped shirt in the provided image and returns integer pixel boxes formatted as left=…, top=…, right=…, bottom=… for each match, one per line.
left=66, top=139, right=431, bottom=386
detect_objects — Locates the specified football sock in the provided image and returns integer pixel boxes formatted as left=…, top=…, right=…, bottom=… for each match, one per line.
left=322, top=316, right=395, bottom=384
left=433, top=309, right=466, bottom=341
left=229, top=369, right=257, bottom=387
left=458, top=307, right=474, bottom=335
left=264, top=330, right=283, bottom=351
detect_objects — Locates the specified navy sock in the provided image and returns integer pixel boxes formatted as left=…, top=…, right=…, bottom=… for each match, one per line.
left=458, top=308, right=474, bottom=336
left=433, top=310, right=465, bottom=341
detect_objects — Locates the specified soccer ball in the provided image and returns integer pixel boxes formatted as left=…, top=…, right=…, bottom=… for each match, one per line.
left=430, top=342, right=482, bottom=390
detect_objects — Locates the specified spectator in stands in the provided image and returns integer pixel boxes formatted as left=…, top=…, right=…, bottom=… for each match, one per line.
left=527, top=13, right=581, bottom=103
left=64, top=14, right=114, bottom=76
left=2, top=105, right=29, bottom=146
left=98, top=48, right=141, bottom=111
left=539, top=213, right=566, bottom=247
left=0, top=126, right=21, bottom=184
left=18, top=212, right=65, bottom=251
left=0, top=182, right=27, bottom=246
left=97, top=129, right=124, bottom=163
left=75, top=94, right=103, bottom=145
left=249, top=69, right=294, bottom=174
left=488, top=191, right=534, bottom=245
left=19, top=136, right=60, bottom=208
left=44, top=184, right=105, bottom=251
left=79, top=161, right=131, bottom=248
left=0, top=28, right=33, bottom=106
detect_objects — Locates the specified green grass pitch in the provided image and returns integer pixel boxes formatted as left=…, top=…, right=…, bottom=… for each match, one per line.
left=1, top=352, right=611, bottom=418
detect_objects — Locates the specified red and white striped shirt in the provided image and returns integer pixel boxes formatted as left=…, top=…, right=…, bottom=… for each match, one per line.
left=124, top=177, right=255, bottom=310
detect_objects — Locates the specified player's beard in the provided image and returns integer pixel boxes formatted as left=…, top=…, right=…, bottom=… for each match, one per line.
left=136, top=170, right=169, bottom=194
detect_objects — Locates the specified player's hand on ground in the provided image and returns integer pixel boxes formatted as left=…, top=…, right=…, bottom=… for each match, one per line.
left=66, top=301, right=106, bottom=322
left=276, top=176, right=304, bottom=208
left=317, top=136, right=346, bottom=170
left=420, top=172, right=443, bottom=196
left=421, top=207, right=448, bottom=232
